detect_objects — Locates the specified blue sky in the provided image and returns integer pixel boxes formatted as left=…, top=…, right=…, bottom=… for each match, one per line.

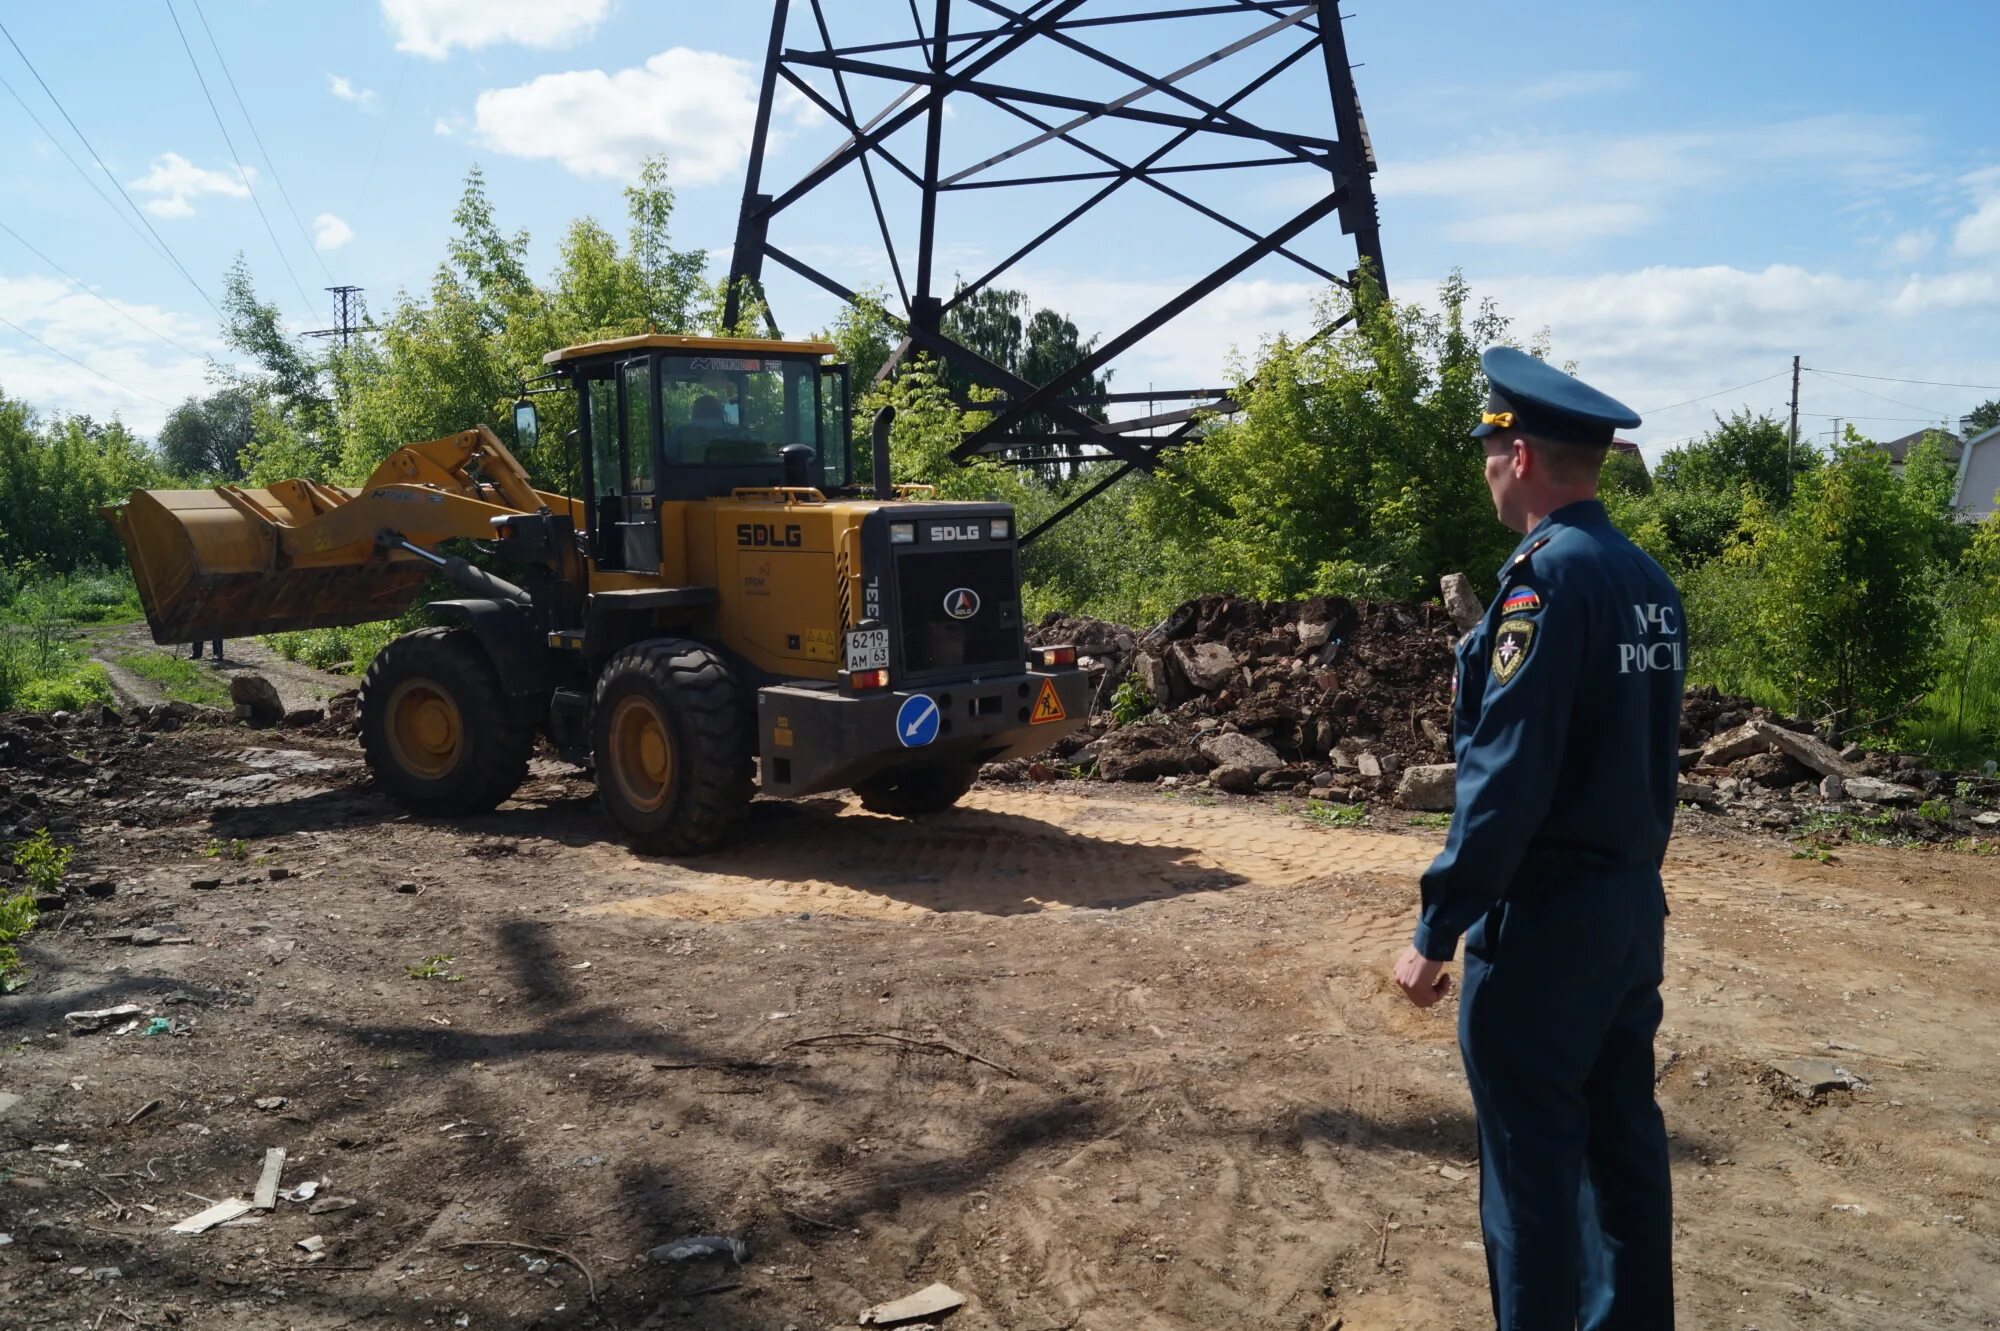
left=2, top=0, right=1997, bottom=457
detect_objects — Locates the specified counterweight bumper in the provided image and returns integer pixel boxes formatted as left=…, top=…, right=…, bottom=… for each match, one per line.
left=755, top=667, right=1090, bottom=796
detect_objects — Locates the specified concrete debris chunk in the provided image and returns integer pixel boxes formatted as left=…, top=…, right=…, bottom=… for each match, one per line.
left=1396, top=763, right=1457, bottom=811
left=1845, top=777, right=1922, bottom=806
left=171, top=1197, right=252, bottom=1234
left=1700, top=721, right=1773, bottom=768
left=129, top=924, right=192, bottom=946
left=65, top=1004, right=143, bottom=1034
left=1769, top=1058, right=1868, bottom=1100
left=229, top=674, right=284, bottom=725
left=308, top=1195, right=357, bottom=1215
left=858, top=1282, right=967, bottom=1325
left=1752, top=720, right=1855, bottom=779
left=1169, top=640, right=1238, bottom=692
left=296, top=1235, right=325, bottom=1253
left=252, top=1147, right=287, bottom=1210
left=1195, top=731, right=1282, bottom=773
left=1439, top=572, right=1486, bottom=633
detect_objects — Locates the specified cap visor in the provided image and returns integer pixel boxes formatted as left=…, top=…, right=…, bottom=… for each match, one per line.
left=1469, top=421, right=1497, bottom=438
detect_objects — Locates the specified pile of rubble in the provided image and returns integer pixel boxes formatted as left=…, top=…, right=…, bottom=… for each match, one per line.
left=1022, top=595, right=2000, bottom=839
left=1024, top=593, right=1460, bottom=804
left=1674, top=687, right=2000, bottom=841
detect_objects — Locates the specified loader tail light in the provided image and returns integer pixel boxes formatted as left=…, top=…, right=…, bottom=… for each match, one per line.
left=849, top=668, right=890, bottom=691
left=1034, top=644, right=1077, bottom=668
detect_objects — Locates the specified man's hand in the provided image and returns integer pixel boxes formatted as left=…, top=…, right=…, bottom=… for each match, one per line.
left=1394, top=946, right=1452, bottom=1008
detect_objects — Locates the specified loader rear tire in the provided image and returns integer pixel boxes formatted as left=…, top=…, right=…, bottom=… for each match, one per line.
left=853, top=760, right=981, bottom=817
left=359, top=627, right=533, bottom=815
left=592, top=640, right=751, bottom=855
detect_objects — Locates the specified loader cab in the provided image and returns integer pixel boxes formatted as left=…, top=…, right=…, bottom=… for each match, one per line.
left=541, top=335, right=852, bottom=572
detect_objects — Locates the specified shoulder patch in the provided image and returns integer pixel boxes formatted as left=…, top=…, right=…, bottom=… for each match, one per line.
left=1491, top=616, right=1536, bottom=684
left=1501, top=587, right=1543, bottom=615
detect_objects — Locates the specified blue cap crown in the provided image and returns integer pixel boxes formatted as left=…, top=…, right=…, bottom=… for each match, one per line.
left=1471, top=346, right=1641, bottom=447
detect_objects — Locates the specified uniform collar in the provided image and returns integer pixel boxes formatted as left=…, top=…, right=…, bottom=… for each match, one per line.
left=1495, top=499, right=1608, bottom=580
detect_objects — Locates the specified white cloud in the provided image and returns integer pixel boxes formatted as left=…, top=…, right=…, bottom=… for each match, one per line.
left=382, top=0, right=609, bottom=59
left=328, top=74, right=375, bottom=107
left=433, top=117, right=455, bottom=137
left=1443, top=203, right=1652, bottom=246
left=1951, top=166, right=2000, bottom=257
left=1374, top=113, right=1924, bottom=244
left=0, top=272, right=221, bottom=434
left=474, top=48, right=815, bottom=185
left=1888, top=228, right=1936, bottom=263
left=127, top=152, right=252, bottom=218
left=312, top=213, right=354, bottom=251
left=1516, top=70, right=1636, bottom=103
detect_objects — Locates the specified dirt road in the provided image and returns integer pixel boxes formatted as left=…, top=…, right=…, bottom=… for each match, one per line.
left=4, top=721, right=1998, bottom=1329
left=83, top=622, right=353, bottom=715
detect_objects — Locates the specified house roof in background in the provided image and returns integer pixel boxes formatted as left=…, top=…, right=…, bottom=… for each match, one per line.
left=1877, top=428, right=1962, bottom=464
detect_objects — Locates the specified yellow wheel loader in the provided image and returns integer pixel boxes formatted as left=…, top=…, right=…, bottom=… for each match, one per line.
left=104, top=335, right=1089, bottom=853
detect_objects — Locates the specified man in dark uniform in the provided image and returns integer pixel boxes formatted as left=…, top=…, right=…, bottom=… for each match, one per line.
left=1393, top=346, right=1684, bottom=1329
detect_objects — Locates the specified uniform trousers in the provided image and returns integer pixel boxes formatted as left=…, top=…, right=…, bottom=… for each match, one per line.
left=1457, top=880, right=1675, bottom=1329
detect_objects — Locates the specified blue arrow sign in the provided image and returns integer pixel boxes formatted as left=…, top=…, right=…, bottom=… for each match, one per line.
left=896, top=694, right=940, bottom=748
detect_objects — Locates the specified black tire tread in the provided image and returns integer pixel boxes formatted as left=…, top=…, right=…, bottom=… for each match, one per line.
left=358, top=626, right=533, bottom=815
left=592, top=639, right=751, bottom=855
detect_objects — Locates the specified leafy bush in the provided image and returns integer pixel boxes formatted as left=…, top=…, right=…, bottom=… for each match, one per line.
left=3, top=829, right=67, bottom=985
left=1109, top=676, right=1154, bottom=727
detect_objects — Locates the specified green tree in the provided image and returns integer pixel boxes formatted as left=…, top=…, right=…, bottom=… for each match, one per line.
left=1755, top=442, right=1943, bottom=729
left=1115, top=270, right=1508, bottom=615
left=1964, top=398, right=2000, bottom=436
left=0, top=394, right=163, bottom=571
left=158, top=387, right=255, bottom=480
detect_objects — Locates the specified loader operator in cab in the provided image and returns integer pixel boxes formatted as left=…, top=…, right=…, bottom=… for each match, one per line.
left=1392, top=347, right=1683, bottom=1329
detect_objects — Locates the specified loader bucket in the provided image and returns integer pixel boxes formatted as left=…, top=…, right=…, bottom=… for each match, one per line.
left=105, top=487, right=430, bottom=644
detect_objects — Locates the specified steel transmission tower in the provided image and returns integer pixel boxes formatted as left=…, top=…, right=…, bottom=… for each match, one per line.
left=725, top=1, right=1386, bottom=539
left=303, top=285, right=366, bottom=349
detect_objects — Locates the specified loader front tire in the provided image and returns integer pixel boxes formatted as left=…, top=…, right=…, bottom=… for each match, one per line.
left=592, top=640, right=751, bottom=855
left=853, top=760, right=981, bottom=817
left=359, top=627, right=533, bottom=815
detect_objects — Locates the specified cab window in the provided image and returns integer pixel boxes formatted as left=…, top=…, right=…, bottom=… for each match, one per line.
left=660, top=353, right=821, bottom=470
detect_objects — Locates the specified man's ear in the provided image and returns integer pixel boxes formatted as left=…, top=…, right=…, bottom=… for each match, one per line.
left=1510, top=434, right=1533, bottom=478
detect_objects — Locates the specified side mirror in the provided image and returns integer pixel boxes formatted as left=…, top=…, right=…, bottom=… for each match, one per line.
left=780, top=443, right=818, bottom=489
left=513, top=400, right=539, bottom=455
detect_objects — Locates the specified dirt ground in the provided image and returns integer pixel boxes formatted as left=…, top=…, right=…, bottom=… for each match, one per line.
left=5, top=711, right=2000, bottom=1330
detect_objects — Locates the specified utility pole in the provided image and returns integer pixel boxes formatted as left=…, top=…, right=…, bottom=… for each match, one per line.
left=303, top=285, right=365, bottom=349
left=1787, top=354, right=1800, bottom=494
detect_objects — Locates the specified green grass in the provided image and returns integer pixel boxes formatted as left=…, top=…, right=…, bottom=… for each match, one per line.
left=114, top=649, right=230, bottom=706
left=407, top=954, right=462, bottom=981
left=1297, top=799, right=1369, bottom=828
left=263, top=615, right=410, bottom=675
left=0, top=565, right=138, bottom=712
left=0, top=564, right=143, bottom=627
left=2, top=830, right=67, bottom=987
left=1406, top=811, right=1453, bottom=828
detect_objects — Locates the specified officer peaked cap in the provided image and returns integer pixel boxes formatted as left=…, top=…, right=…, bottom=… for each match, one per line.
left=1470, top=346, right=1642, bottom=448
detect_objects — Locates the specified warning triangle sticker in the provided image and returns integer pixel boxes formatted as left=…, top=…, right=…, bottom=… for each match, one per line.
left=1031, top=678, right=1067, bottom=724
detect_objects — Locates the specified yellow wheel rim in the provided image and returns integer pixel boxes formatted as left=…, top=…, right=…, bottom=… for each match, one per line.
left=609, top=694, right=674, bottom=814
left=385, top=678, right=463, bottom=780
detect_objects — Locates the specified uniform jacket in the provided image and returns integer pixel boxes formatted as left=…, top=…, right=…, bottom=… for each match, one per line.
left=1413, top=500, right=1685, bottom=962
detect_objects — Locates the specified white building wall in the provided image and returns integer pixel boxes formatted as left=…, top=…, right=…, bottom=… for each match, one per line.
left=1954, top=427, right=2000, bottom=520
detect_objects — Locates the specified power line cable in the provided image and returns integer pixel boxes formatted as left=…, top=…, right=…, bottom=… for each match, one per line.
left=1802, top=368, right=1947, bottom=418
left=358, top=58, right=409, bottom=199
left=188, top=0, right=335, bottom=285
left=164, top=0, right=321, bottom=321
left=1809, top=367, right=2000, bottom=393
left=1641, top=371, right=1789, bottom=416
left=0, top=310, right=173, bottom=409
left=0, top=218, right=208, bottom=359
left=0, top=16, right=221, bottom=316
left=0, top=67, right=186, bottom=284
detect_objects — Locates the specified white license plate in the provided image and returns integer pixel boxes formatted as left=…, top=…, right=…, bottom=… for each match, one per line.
left=844, top=628, right=890, bottom=671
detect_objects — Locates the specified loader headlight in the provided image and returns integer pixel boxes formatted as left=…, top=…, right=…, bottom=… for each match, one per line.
left=990, top=518, right=1011, bottom=540
left=889, top=522, right=915, bottom=544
